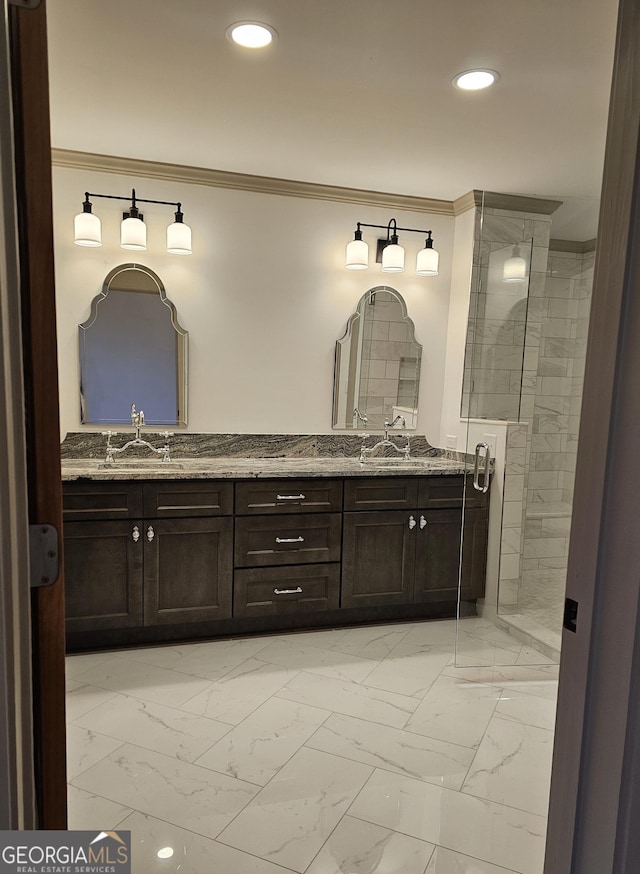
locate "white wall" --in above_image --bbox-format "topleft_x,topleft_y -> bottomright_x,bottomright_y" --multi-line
439,207 -> 475,450
53,166 -> 454,441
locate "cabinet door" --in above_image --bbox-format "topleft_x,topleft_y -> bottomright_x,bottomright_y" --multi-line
143,517 -> 233,625
64,520 -> 143,632
342,511 -> 416,608
414,507 -> 488,603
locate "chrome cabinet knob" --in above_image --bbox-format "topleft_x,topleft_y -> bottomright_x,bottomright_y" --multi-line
146,525 -> 155,542
420,515 -> 427,529
408,515 -> 417,530
132,526 -> 140,542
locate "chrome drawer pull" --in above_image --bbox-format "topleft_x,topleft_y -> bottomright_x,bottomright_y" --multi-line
274,587 -> 303,595
132,526 -> 140,542
420,515 -> 427,529
147,525 -> 155,542
275,536 -> 305,544
276,494 -> 306,501
408,515 -> 417,530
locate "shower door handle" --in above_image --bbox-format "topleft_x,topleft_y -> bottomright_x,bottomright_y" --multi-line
473,443 -> 491,493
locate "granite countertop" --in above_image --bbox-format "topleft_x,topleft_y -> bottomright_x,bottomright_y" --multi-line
60,431 -> 484,481
61,456 -> 473,481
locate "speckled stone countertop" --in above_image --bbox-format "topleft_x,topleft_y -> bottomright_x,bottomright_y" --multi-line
60,432 -> 482,481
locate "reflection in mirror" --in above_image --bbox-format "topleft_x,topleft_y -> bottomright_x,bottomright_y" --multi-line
79,263 -> 188,425
333,286 -> 422,430
461,237 -> 534,420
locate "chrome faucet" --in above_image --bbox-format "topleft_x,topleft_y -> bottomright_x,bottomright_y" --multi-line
359,416 -> 410,463
103,403 -> 173,463
384,415 -> 405,441
131,403 -> 145,439
353,407 -> 368,427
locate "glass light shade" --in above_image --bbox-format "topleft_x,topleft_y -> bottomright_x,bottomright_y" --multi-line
74,210 -> 102,247
166,221 -> 192,255
416,246 -> 439,276
503,254 -> 528,282
382,243 -> 405,273
120,216 -> 147,250
345,238 -> 369,270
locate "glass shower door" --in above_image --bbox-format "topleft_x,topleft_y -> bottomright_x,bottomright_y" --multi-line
455,192 -> 547,668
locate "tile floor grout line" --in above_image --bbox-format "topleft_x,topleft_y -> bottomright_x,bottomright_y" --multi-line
115,807 -> 302,873
458,689 -> 504,788
179,666 -> 304,725
192,698 -> 334,784
299,738 -> 469,791
305,707 -> 482,757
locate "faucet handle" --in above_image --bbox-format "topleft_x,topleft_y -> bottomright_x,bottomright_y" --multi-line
101,430 -> 118,438
359,432 -> 370,439
158,431 -> 174,438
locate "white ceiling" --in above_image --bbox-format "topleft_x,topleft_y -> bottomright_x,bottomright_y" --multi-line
46,0 -> 619,240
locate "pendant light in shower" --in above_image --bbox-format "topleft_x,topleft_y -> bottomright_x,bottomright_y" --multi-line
503,245 -> 528,282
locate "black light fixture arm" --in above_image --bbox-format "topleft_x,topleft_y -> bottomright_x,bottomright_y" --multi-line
355,219 -> 434,238
84,189 -> 183,210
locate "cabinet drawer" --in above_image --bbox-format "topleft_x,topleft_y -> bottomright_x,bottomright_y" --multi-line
235,513 -> 342,567
234,564 -> 340,617
235,479 -> 342,514
344,478 -> 419,511
143,481 -> 233,517
63,482 -> 143,521
417,475 -> 489,508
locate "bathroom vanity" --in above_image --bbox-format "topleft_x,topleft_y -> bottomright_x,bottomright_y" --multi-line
61,443 -> 490,652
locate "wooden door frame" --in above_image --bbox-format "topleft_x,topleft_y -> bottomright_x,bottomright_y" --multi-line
9,0 -> 67,828
0,0 -> 35,831
544,0 -> 640,870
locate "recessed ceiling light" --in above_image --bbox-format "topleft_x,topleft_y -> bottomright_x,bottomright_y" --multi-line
157,847 -> 174,860
227,21 -> 277,49
453,69 -> 499,91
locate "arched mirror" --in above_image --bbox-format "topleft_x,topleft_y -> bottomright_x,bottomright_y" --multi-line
79,263 -> 188,425
333,286 -> 422,430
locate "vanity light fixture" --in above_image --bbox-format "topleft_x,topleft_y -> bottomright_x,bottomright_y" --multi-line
453,69 -> 499,91
345,218 -> 439,276
73,189 -> 192,255
503,244 -> 528,282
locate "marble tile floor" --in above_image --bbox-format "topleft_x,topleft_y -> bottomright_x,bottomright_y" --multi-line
66,617 -> 559,874
498,568 -> 566,659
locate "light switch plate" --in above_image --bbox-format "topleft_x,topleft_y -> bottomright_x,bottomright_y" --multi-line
483,433 -> 497,458
446,434 -> 457,450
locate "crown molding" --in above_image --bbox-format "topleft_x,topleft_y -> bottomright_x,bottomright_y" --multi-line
51,148 -> 455,216
549,237 -> 597,254
481,191 -> 563,215
453,191 -> 478,215
452,189 -> 564,217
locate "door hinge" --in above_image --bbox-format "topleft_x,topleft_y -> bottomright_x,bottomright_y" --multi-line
563,597 -> 578,633
29,524 -> 59,588
9,0 -> 41,8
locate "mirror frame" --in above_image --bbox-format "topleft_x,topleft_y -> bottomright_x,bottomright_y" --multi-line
332,285 -> 422,430
79,262 -> 189,426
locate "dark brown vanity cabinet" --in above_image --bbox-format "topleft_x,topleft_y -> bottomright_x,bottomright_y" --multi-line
63,472 -> 489,647
233,479 -> 343,617
63,481 -> 233,634
341,476 -> 489,608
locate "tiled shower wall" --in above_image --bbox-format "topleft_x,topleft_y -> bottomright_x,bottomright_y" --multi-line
520,247 -> 595,575
462,208 -> 552,420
